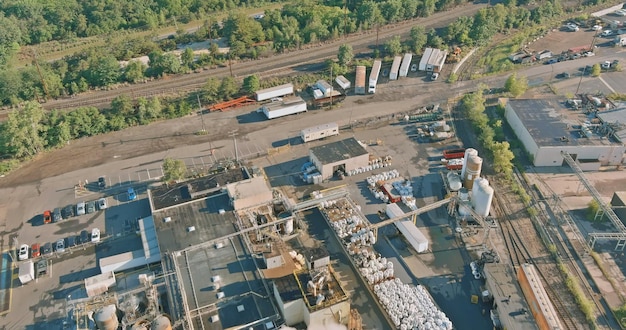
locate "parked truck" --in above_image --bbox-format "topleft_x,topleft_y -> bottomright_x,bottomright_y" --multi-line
368,60 -> 382,94
254,83 -> 294,102
262,97 -> 307,119
19,261 -> 35,284
301,123 -> 339,142
399,53 -> 413,77
355,66 -> 366,95
389,56 -> 402,80
442,148 -> 466,159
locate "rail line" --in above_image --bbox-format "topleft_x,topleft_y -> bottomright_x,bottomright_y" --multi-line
522,171 -> 614,328
492,176 -> 583,329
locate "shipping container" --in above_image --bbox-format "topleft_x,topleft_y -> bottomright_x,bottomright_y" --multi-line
315,80 -> 333,97
262,97 -> 307,119
418,48 -> 433,71
395,219 -> 429,253
385,203 -> 405,219
254,83 -> 294,101
399,53 -> 413,77
355,66 -> 366,95
19,261 -> 35,284
368,60 -> 382,94
335,75 -> 351,90
443,148 -> 466,159
389,56 -> 402,80
301,122 -> 339,142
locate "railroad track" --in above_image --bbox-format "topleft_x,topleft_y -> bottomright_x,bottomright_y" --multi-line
27,2 -> 489,113
492,176 -> 583,329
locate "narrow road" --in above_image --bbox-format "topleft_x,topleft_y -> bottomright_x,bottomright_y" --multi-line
40,3 -> 488,111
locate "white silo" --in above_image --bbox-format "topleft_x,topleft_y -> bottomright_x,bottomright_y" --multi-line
152,314 -> 173,330
94,304 -> 119,330
446,172 -> 462,192
460,148 -> 478,179
463,155 -> 482,189
472,178 -> 494,217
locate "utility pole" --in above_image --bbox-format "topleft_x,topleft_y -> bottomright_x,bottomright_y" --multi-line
196,95 -> 207,134
31,49 -> 50,101
229,130 -> 239,162
228,53 -> 234,77
330,65 -> 333,109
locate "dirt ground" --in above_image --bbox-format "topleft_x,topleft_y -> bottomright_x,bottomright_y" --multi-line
529,28 -> 600,55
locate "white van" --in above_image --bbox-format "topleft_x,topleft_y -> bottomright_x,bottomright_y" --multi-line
76,202 -> 86,216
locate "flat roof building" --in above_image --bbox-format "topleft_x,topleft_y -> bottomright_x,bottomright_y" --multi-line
309,137 -> 369,180
483,264 -> 538,330
226,176 -> 273,210
504,99 -> 625,168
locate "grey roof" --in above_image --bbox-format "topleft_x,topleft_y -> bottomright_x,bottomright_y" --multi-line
507,99 -> 620,147
153,193 -> 238,252
597,106 -> 626,142
310,137 -> 368,164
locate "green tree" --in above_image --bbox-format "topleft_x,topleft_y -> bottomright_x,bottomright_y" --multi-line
162,157 -> 187,182
491,141 -> 514,175
146,97 -> 162,119
409,25 -> 427,53
242,74 -> 260,94
586,200 -> 602,221
181,47 -> 195,69
338,44 -> 354,67
385,36 -> 403,56
591,63 -> 601,77
88,55 -> 121,87
219,76 -> 239,100
203,77 -> 221,103
3,101 -> 46,158
504,72 -> 528,98
124,60 -> 147,83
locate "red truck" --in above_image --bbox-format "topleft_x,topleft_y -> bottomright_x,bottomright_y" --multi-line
442,148 -> 466,160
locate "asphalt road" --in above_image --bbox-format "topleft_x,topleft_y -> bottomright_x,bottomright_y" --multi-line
38,2 -> 489,111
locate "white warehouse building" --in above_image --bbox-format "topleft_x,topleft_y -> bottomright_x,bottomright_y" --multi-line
504,99 -> 625,168
309,137 -> 369,180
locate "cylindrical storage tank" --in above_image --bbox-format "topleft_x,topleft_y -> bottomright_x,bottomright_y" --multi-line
458,188 -> 469,201
284,219 -> 294,235
446,172 -> 462,192
472,178 -> 494,217
460,148 -> 478,179
152,315 -> 173,330
463,155 -> 482,189
94,304 -> 119,330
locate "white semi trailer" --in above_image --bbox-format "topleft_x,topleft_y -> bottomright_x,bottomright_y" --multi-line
368,60 -> 382,94
301,122 -> 339,142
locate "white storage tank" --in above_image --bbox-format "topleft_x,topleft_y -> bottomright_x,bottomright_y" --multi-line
460,148 -> 478,179
463,155 -> 482,189
458,188 -> 469,201
446,172 -> 462,192
284,219 -> 294,235
94,304 -> 119,330
472,178 -> 494,217
152,315 -> 173,330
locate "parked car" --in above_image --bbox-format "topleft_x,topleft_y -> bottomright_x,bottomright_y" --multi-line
127,188 -> 137,201
18,244 -> 29,260
410,64 -> 418,72
31,243 -> 41,258
80,230 -> 89,244
91,228 -> 101,243
42,242 -> 53,256
615,9 -> 626,16
98,176 -> 106,188
583,52 -> 595,57
602,30 -> 614,37
556,72 -> 571,79
86,201 -> 96,214
431,73 -> 439,81
62,204 -> 74,219
43,210 -> 52,224
53,208 -> 62,222
602,60 -> 612,69
545,59 -> 558,64
66,236 -> 77,248
56,239 -> 65,253
97,198 -> 108,210
592,25 -> 603,31
76,202 -> 86,216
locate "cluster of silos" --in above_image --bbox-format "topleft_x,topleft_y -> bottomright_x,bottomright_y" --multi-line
460,148 -> 482,190
95,304 -> 173,330
455,148 -> 494,218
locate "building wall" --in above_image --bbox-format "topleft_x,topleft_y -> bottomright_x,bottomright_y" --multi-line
273,283 -> 306,326
310,151 -> 369,181
533,145 -> 625,167
307,300 -> 351,326
504,103 -> 539,159
611,193 -> 626,227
